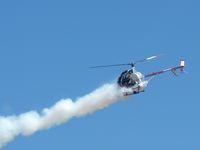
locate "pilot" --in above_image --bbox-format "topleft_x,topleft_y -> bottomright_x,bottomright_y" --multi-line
123,69 -> 134,87
117,70 -> 128,86
126,70 -> 136,87
127,70 -> 133,79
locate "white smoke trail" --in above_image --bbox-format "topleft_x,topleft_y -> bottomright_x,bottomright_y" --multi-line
0,83 -> 130,148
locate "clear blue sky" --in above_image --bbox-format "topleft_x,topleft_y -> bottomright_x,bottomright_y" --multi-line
0,0 -> 199,149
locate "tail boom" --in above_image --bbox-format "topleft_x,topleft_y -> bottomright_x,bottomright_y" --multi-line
145,60 -> 185,78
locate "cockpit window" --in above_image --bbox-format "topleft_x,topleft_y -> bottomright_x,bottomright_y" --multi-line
117,69 -> 137,88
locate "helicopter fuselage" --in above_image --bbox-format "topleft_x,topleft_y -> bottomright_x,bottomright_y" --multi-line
117,68 -> 149,95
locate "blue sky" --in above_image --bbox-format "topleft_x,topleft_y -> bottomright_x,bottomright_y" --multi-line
0,0 -> 199,149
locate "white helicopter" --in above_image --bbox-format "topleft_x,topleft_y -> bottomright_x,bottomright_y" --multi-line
90,55 -> 185,96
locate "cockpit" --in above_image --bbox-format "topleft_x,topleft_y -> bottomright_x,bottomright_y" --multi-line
117,69 -> 144,88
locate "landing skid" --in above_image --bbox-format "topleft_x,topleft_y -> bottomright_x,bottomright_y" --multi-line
124,90 -> 145,96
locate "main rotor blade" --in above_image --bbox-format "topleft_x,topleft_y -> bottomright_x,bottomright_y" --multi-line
89,63 -> 132,68
89,54 -> 164,69
134,54 -> 164,64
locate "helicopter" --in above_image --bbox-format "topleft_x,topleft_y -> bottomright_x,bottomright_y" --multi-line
90,55 -> 185,96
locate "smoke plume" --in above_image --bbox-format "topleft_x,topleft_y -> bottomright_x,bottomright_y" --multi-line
0,83 -> 130,148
